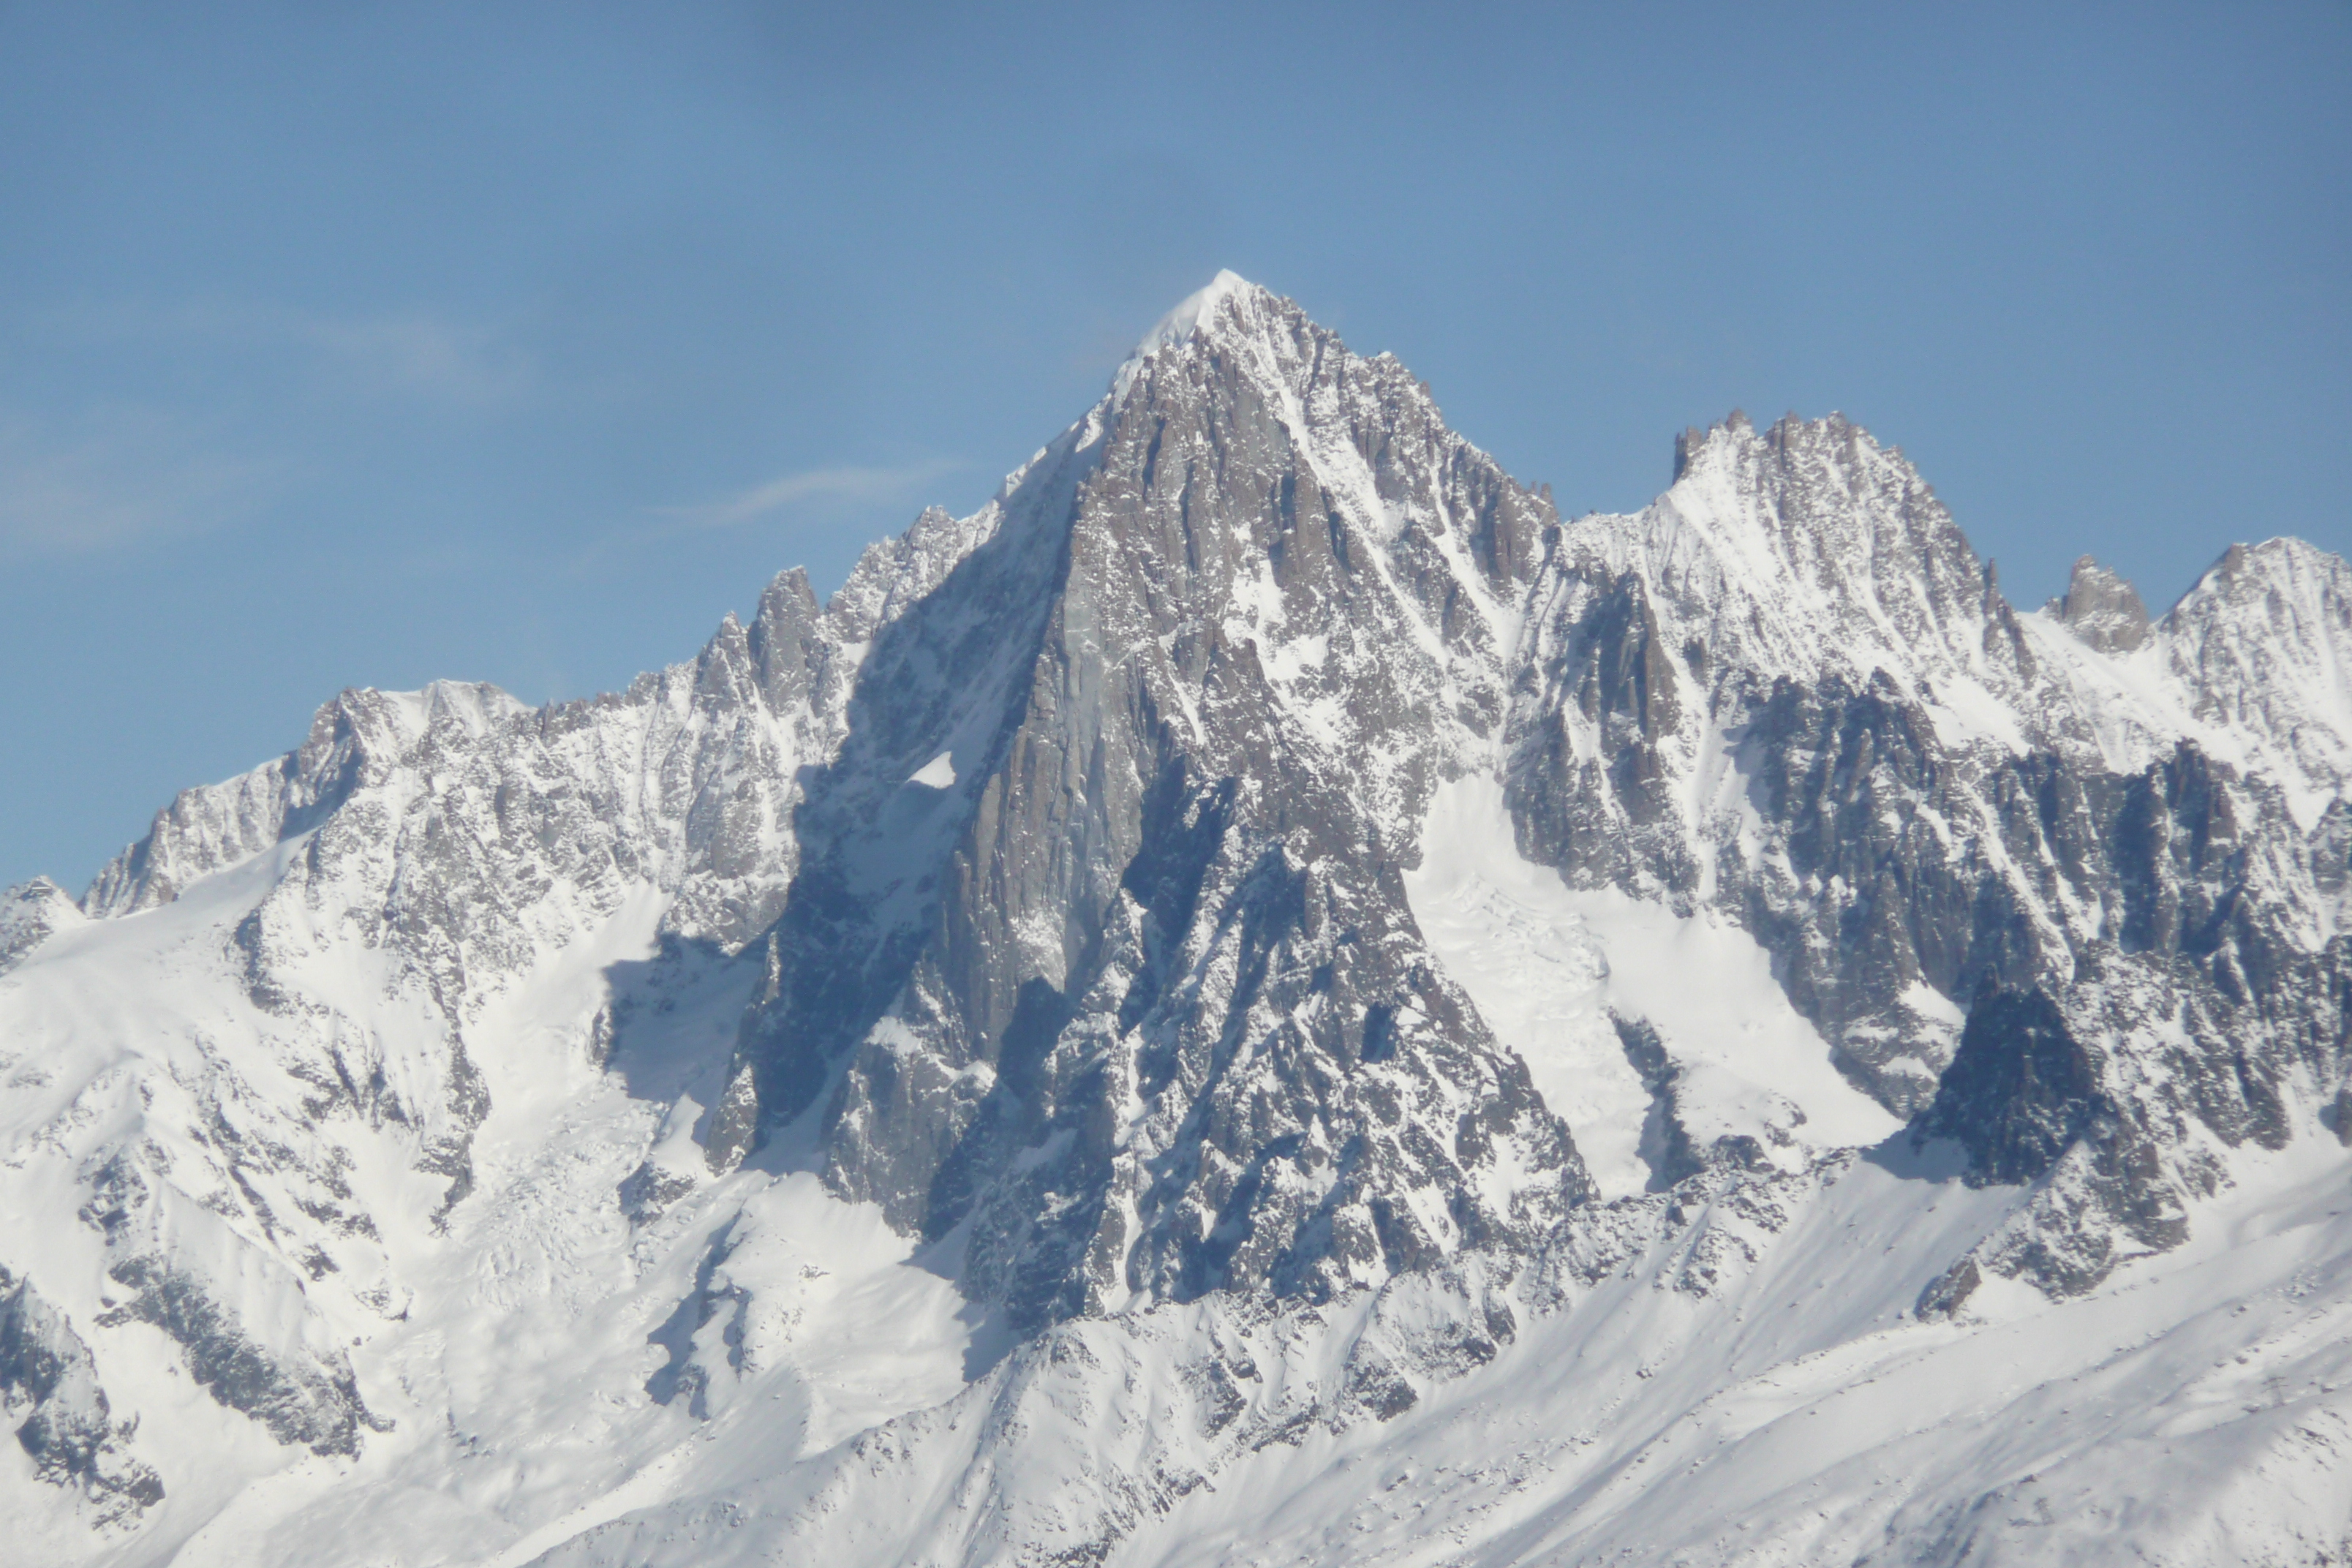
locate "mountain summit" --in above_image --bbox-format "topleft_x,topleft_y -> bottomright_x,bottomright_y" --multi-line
4,278 -> 2351,1567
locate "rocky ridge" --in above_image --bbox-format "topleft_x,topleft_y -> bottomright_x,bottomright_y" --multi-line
0,274 -> 2346,1564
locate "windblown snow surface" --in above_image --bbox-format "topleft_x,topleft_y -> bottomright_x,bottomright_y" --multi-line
4,275 -> 2352,1567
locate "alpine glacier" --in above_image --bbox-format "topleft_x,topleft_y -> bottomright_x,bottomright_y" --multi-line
4,272 -> 2351,1567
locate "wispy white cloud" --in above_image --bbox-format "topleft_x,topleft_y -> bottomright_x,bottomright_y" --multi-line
281,309 -> 538,408
0,408 -> 282,558
652,459 -> 963,531
42,298 -> 540,410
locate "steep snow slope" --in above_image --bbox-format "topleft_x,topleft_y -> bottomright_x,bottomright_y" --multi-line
538,753 -> 2352,1566
0,845 -> 975,1568
0,419 -> 1096,1563
2159,537 -> 2352,825
3,276 -> 2351,1567
1405,776 -> 1899,1199
529,1128 -> 2352,1568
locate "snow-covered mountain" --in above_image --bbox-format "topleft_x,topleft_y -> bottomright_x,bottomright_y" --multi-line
5,273 -> 2351,1567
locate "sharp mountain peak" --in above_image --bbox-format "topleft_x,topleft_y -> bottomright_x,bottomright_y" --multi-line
7,278 -> 2352,1568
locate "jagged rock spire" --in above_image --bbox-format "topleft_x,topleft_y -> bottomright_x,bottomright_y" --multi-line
2047,554 -> 2152,653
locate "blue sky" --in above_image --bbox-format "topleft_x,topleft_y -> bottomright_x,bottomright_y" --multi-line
2,1 -> 2346,892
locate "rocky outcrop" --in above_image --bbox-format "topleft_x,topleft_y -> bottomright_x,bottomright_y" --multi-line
4,274 -> 2352,1565
0,876 -> 81,975
720,277 -> 1585,1332
95,1258 -> 377,1455
0,1265 -> 162,1524
2048,555 -> 2152,654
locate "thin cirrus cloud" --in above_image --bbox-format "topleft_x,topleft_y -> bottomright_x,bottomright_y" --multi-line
279,308 -> 539,409
46,297 -> 541,410
0,409 -> 282,559
652,459 -> 965,532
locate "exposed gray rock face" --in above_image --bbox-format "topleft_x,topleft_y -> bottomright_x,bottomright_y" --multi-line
2047,554 -> 2152,653
6,273 -> 2352,1566
682,291 -> 2352,1335
721,279 -> 1588,1332
1610,1014 -> 1707,1190
94,1257 -> 377,1455
0,1265 -> 162,1523
70,1138 -> 383,1456
1447,405 -> 2351,1305
54,279 -> 2341,1338
0,877 -> 82,975
1502,412 -> 2074,1123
